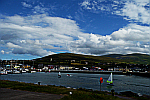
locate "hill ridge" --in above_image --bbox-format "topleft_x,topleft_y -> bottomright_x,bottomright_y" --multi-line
35,53 -> 150,65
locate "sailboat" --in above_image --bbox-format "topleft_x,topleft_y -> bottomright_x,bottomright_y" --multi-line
107,72 -> 114,86
58,72 -> 61,78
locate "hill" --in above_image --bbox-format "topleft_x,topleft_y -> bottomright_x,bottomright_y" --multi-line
33,53 -> 125,67
104,53 -> 150,64
33,53 -> 150,68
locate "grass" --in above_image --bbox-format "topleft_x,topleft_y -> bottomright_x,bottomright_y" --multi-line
0,80 -> 70,94
0,80 -> 125,100
0,80 -> 149,100
61,91 -> 121,100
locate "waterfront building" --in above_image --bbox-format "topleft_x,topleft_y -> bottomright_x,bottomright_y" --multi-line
60,66 -> 73,70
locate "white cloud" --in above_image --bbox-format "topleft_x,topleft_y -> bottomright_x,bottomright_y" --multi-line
67,16 -> 72,19
12,45 -> 54,56
80,0 -> 116,12
68,23 -> 150,55
80,0 -> 150,25
21,1 -> 51,15
5,52 -> 9,54
90,33 -> 100,43
111,24 -> 150,42
132,0 -> 149,6
22,2 -> 32,8
81,1 -> 91,8
109,0 -> 150,25
0,14 -> 86,56
33,5 -> 49,14
119,1 -> 150,24
6,42 -> 22,49
1,50 -> 4,54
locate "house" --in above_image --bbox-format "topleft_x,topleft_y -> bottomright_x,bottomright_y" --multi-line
38,64 -> 43,69
108,68 -> 113,71
60,66 -> 73,70
23,65 -> 30,68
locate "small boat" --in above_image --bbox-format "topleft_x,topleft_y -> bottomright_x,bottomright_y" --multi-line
0,68 -> 7,75
6,70 -> 13,74
0,70 -> 7,75
107,72 -> 114,86
21,69 -> 27,73
49,69 -> 51,73
22,70 -> 27,73
13,70 -> 21,74
58,72 -> 61,78
31,70 -> 36,73
67,74 -> 73,76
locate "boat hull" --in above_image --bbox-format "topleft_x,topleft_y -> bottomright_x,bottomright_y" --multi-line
58,75 -> 61,78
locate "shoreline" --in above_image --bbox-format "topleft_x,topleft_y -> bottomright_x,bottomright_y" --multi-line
51,70 -> 150,77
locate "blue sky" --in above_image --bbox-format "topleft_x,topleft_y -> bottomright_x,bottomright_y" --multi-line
0,0 -> 150,60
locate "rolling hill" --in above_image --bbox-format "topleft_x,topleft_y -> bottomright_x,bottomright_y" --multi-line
33,53 -> 150,67
104,53 -> 150,64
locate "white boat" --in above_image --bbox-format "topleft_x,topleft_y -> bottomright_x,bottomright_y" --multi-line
31,70 -> 36,73
67,74 -> 72,76
0,68 -> 7,75
7,70 -> 13,74
0,70 -> 7,75
58,72 -> 61,78
13,70 -> 21,74
49,69 -> 51,72
107,72 -> 114,86
21,70 -> 27,73
20,68 -> 27,73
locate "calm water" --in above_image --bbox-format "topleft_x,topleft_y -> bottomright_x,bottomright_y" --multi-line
0,72 -> 150,95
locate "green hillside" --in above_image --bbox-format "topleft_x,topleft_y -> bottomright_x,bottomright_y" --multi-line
31,53 -> 150,69
104,53 -> 150,64
33,53 -> 126,68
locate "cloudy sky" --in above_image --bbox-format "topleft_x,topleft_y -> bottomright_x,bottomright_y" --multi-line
0,0 -> 150,60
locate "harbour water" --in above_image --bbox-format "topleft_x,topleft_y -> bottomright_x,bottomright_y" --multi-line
0,72 -> 150,95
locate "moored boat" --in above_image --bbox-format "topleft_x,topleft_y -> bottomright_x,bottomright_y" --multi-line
31,70 -> 36,73
13,70 -> 21,74
0,68 -> 7,75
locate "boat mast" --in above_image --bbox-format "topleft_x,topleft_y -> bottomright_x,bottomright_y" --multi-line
11,59 -> 12,69
111,72 -> 113,82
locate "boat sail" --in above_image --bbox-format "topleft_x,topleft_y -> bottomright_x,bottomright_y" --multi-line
107,72 -> 114,86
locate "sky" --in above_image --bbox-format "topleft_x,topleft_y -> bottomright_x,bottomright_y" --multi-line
0,0 -> 150,60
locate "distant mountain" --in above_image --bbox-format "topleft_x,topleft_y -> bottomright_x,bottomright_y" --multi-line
104,53 -> 150,64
